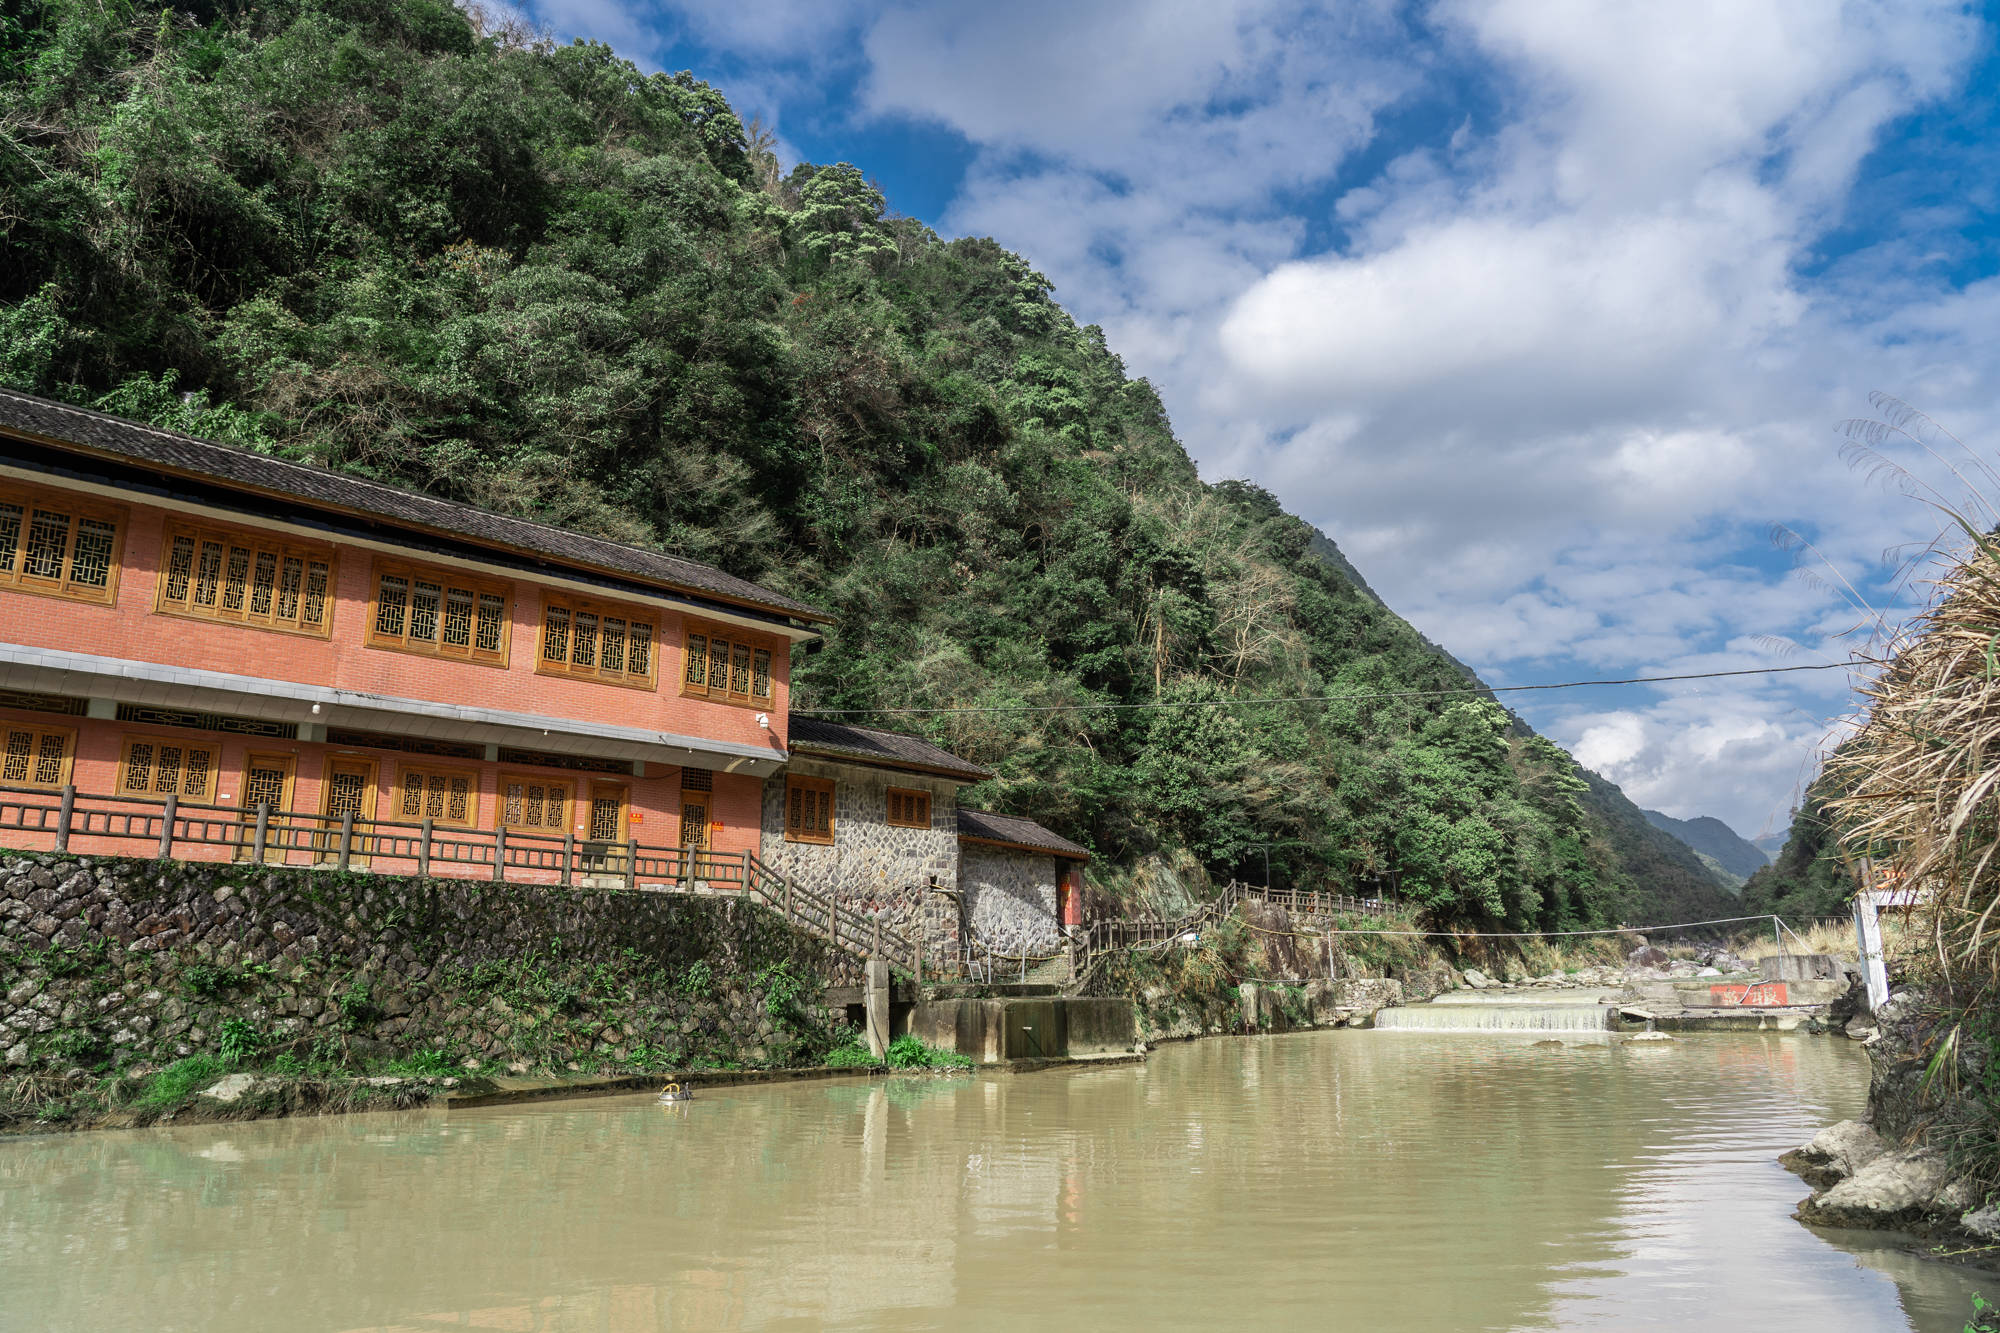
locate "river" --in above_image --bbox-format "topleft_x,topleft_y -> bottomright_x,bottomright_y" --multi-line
0,1030 -> 1988,1331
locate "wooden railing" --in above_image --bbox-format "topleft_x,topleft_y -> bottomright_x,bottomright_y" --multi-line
1237,884 -> 1393,919
0,782 -> 922,975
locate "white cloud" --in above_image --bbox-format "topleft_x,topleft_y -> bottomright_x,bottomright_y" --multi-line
542,0 -> 1995,836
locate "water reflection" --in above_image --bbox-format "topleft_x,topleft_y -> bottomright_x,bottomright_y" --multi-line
0,1033 -> 1985,1332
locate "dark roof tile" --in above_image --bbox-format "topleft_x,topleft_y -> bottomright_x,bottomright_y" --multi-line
957,808 -> 1090,860
787,714 -> 991,781
0,388 -> 826,621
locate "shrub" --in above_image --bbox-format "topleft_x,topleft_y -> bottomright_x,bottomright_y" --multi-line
822,1031 -> 876,1068
884,1034 -> 971,1071
217,1018 -> 262,1065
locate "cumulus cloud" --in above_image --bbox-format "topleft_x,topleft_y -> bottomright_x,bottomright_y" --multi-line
526,0 -> 1995,836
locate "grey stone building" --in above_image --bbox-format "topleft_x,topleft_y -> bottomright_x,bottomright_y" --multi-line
762,716 -> 1092,962
956,808 -> 1090,956
760,716 -> 989,947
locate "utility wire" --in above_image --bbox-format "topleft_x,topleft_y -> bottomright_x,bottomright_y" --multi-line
797,660 -> 1859,717
1307,913 -> 1796,939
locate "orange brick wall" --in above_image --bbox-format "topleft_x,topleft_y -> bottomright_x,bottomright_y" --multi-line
0,712 -> 768,882
0,489 -> 792,754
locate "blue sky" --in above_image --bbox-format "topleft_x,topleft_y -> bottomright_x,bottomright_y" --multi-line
509,0 -> 2000,842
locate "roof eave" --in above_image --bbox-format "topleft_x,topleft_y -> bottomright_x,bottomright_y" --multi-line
1,419 -> 836,629
787,741 -> 991,783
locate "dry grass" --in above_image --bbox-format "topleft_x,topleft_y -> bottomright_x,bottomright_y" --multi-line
1828,516 -> 2000,993
1741,919 -> 1867,962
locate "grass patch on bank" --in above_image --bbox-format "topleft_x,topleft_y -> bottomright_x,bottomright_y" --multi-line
886,1035 -> 972,1071
132,1055 -> 226,1110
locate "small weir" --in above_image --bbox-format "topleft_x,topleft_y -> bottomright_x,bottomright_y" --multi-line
1374,1001 -> 1616,1033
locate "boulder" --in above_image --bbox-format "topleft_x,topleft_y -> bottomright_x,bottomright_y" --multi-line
1961,1203 -> 2000,1242
1628,946 -> 1670,968
1795,1148 -> 1949,1230
1461,969 -> 1492,989
199,1073 -> 259,1103
1779,1119 -> 1887,1190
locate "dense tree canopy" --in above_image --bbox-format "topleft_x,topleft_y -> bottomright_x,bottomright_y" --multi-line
0,0 -> 1736,929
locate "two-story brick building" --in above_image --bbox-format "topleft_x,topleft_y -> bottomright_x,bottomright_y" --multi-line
0,389 -> 821,876
0,389 -> 1087,953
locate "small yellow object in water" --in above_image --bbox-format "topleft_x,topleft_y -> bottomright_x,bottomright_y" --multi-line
659,1081 -> 692,1102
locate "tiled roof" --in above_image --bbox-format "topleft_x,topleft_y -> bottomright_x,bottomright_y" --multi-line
0,388 -> 827,622
957,808 -> 1090,860
786,714 -> 992,781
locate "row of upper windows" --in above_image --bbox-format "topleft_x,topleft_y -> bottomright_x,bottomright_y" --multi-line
0,480 -> 777,705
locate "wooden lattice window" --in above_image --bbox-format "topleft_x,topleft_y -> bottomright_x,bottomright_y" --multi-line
0,482 -> 123,605
156,521 -> 332,636
680,766 -> 713,792
367,559 -> 508,665
680,798 -> 710,849
395,765 -> 476,827
500,774 -> 571,833
1,725 -> 73,789
118,735 -> 216,799
784,776 -> 835,845
681,625 -> 774,707
885,787 -> 931,829
538,595 -> 655,689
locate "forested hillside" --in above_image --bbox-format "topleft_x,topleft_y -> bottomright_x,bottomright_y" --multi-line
0,0 -> 1734,929
1742,772 -> 1852,922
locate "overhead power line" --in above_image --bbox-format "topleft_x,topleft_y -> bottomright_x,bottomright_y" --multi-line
796,660 -> 1859,718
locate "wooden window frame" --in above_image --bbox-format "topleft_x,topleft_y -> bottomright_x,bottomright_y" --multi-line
0,480 -> 126,607
366,558 -> 511,667
885,787 -> 932,830
784,775 -> 836,846
0,721 -> 76,790
116,732 -> 220,801
499,771 -> 575,835
393,763 -> 480,828
154,518 -> 335,638
536,593 -> 657,691
679,621 -> 776,708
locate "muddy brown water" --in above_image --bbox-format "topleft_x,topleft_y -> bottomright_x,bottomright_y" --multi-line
0,1032 -> 1988,1331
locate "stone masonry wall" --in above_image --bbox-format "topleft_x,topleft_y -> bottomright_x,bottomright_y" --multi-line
758,759 -> 959,948
962,844 -> 1059,956
1,852 -> 857,1076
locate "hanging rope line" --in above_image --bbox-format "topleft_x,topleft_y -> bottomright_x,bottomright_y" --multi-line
797,661 -> 1858,717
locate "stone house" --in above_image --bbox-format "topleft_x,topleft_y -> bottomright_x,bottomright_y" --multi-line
956,808 -> 1089,957
761,715 -> 1090,959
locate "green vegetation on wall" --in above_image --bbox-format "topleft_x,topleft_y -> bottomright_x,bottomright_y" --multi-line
0,0 -> 1733,930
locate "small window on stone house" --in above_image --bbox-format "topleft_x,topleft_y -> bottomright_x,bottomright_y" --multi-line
885,787 -> 930,829
785,775 -> 834,845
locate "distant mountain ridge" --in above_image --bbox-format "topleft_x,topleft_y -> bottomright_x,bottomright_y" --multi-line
1642,809 -> 1773,891
1304,530 -> 1741,925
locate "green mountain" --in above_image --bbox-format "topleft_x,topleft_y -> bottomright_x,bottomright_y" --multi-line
0,0 -> 1736,930
1641,810 -> 1772,890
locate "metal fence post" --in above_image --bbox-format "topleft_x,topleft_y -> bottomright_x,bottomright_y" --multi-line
54,784 -> 74,853
493,826 -> 508,883
627,837 -> 639,890
253,803 -> 269,864
419,818 -> 433,878
560,832 -> 573,888
337,811 -> 355,872
158,793 -> 177,859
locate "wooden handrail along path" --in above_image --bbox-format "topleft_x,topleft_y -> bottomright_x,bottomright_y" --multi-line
0,781 -> 920,979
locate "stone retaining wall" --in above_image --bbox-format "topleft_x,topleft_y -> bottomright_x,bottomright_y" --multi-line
1,852 -> 855,1076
